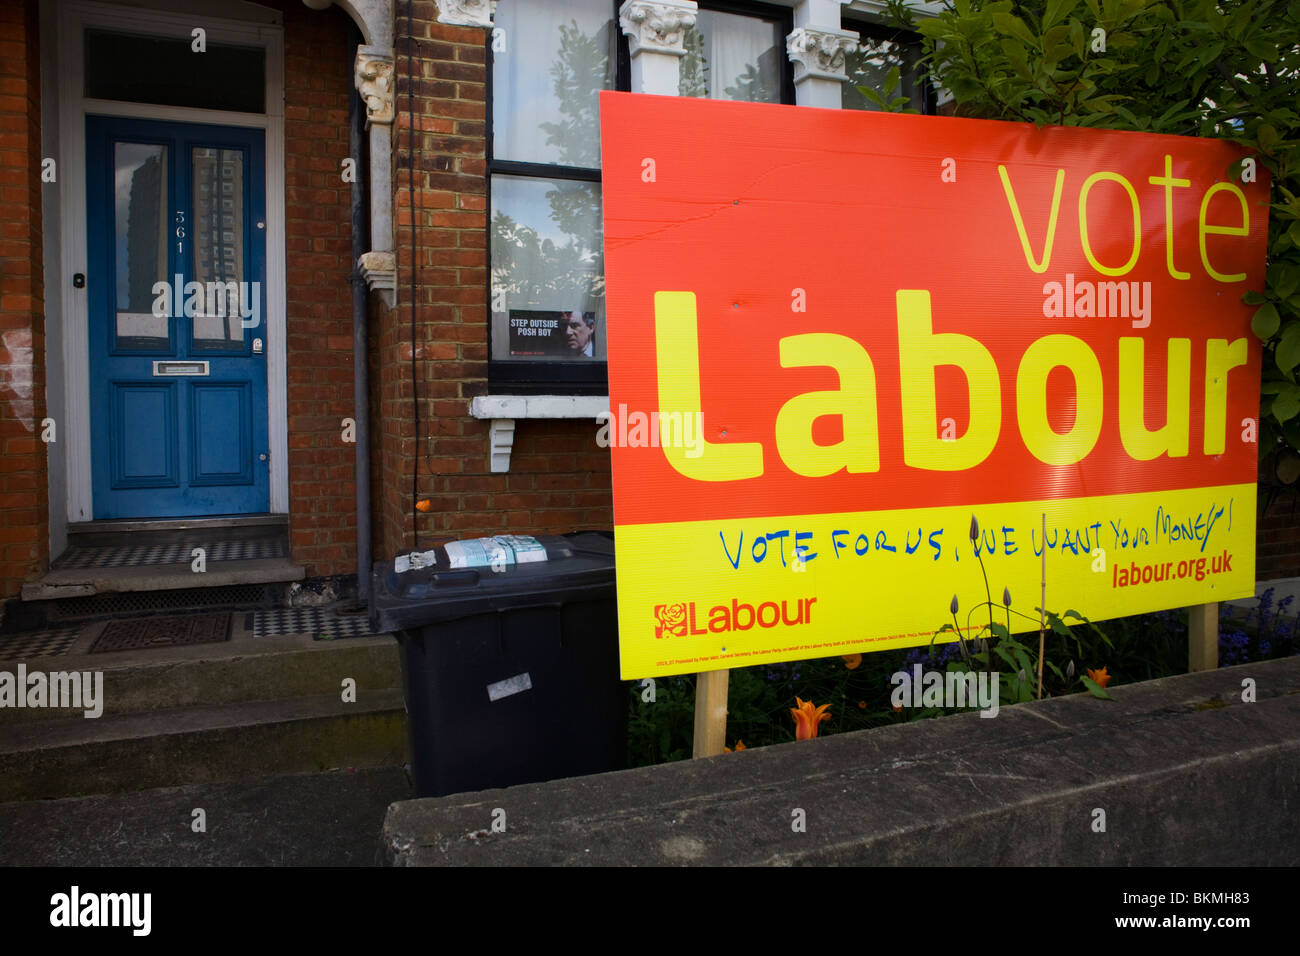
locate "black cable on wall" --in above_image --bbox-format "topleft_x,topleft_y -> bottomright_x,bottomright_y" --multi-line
405,0 -> 421,547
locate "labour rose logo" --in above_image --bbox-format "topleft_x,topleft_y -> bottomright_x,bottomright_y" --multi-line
654,603 -> 688,639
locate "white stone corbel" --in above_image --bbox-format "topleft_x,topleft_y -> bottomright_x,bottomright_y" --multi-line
620,0 -> 697,56
353,44 -> 396,301
470,396 -> 610,472
619,0 -> 698,95
436,0 -> 498,27
358,251 -> 396,307
488,419 -> 515,474
354,48 -> 395,125
787,26 -> 860,108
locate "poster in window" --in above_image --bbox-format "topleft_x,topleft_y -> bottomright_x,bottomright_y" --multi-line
507,309 -> 599,359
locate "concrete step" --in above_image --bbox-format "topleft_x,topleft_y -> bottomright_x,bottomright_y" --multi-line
67,514 -> 288,536
0,633 -> 402,725
21,559 -> 305,600
0,690 -> 409,802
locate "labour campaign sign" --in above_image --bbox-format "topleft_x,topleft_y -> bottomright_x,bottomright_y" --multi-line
599,92 -> 1269,680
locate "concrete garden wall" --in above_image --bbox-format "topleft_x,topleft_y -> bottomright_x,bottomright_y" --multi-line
383,656 -> 1300,866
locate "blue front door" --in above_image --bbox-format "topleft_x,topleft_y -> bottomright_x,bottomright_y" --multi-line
86,116 -> 269,519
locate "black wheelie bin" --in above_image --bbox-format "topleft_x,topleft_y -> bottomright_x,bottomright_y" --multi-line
370,531 -> 625,798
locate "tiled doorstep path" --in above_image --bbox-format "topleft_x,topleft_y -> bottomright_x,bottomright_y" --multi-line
0,606 -> 382,660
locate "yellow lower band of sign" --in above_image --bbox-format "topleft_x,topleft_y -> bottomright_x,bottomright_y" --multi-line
615,483 -> 1255,678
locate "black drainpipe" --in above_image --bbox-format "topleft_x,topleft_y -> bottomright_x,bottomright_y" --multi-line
349,23 -> 372,606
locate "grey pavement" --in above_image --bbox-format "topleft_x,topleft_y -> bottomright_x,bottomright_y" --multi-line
0,765 -> 410,866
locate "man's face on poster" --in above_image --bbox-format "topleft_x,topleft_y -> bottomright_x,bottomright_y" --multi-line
565,312 -> 593,354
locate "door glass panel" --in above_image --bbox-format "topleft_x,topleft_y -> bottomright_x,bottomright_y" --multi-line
113,142 -> 170,350
191,147 -> 247,351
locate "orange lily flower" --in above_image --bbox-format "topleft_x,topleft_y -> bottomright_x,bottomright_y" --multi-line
842,653 -> 862,670
1087,666 -> 1112,689
857,700 -> 868,710
723,740 -> 747,753
790,696 -> 831,740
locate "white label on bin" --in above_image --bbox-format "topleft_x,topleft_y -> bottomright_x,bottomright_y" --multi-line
395,549 -> 438,573
487,672 -> 533,702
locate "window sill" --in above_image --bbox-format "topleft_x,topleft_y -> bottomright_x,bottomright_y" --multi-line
469,394 -> 609,472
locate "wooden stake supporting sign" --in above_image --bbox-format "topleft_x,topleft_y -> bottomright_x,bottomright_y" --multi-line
692,669 -> 729,758
1188,602 -> 1220,672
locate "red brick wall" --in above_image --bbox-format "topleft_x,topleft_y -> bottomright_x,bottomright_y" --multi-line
280,1 -> 358,576
375,1 -> 613,561
0,0 -> 47,598
1257,494 -> 1300,581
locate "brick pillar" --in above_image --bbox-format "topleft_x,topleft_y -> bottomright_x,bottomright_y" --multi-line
0,0 -> 47,598
282,2 -> 357,577
375,1 -> 615,561
380,2 -> 493,558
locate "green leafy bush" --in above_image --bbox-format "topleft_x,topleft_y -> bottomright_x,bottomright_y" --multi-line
881,0 -> 1299,489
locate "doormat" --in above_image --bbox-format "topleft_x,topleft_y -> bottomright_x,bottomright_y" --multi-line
89,613 -> 231,653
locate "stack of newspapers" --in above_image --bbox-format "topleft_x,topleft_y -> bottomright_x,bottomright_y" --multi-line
394,534 -> 548,573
